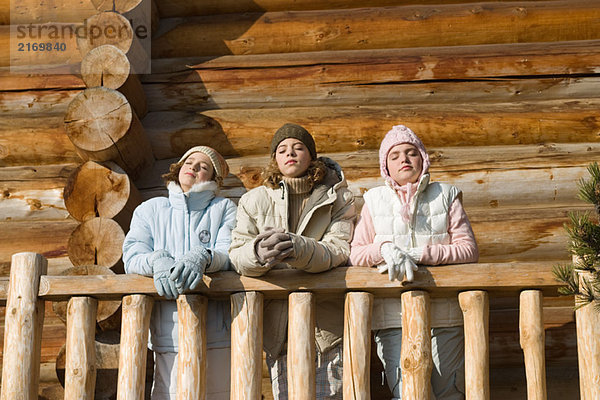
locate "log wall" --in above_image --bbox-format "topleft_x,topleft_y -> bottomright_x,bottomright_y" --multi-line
0,0 -> 596,398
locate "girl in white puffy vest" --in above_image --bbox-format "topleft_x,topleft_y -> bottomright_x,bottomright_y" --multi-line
350,125 -> 478,400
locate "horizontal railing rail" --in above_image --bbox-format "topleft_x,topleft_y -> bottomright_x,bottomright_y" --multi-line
0,261 -> 563,302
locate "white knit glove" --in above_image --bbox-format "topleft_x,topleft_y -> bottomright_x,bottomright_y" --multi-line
379,243 -> 405,281
401,253 -> 418,282
379,243 -> 421,282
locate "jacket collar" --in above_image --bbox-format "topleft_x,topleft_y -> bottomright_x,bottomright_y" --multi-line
167,181 -> 217,211
264,157 -> 348,234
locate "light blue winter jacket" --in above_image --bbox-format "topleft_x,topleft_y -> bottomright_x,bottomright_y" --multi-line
123,180 -> 237,352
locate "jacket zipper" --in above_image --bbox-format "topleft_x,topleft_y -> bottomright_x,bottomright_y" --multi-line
279,182 -> 290,231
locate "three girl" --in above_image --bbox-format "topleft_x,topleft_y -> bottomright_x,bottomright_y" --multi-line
124,123 -> 478,400
123,146 -> 237,399
349,125 -> 479,399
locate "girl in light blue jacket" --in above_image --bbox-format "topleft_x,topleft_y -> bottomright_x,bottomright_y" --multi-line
123,146 -> 237,400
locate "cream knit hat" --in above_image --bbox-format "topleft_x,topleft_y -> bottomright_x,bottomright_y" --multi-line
178,146 -> 229,180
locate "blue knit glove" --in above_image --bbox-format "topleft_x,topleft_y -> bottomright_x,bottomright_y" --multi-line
169,246 -> 212,293
148,250 -> 178,299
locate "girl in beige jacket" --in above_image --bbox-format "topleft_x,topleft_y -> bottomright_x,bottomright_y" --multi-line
229,123 -> 355,399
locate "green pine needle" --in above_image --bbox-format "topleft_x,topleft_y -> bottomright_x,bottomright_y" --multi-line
553,264 -> 579,296
578,162 -> 600,209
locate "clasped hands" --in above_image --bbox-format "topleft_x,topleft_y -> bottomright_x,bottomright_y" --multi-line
378,242 -> 418,282
149,246 -> 212,300
255,227 -> 295,267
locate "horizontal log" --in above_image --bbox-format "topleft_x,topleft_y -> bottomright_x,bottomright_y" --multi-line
0,165 -> 76,222
0,90 -> 78,115
0,164 -> 77,182
0,186 -> 69,221
151,1 -> 600,58
0,25 -> 81,69
142,99 -> 600,158
150,39 -> 600,80
143,76 -> 600,112
152,0 -> 550,18
0,71 -> 83,91
30,263 -> 563,301
0,119 -> 79,167
0,91 -> 79,166
0,220 -> 78,270
0,0 -> 97,24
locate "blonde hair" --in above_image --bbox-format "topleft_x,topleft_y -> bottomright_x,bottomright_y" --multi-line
262,156 -> 328,189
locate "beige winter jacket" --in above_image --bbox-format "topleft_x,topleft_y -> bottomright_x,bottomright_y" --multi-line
229,157 -> 356,359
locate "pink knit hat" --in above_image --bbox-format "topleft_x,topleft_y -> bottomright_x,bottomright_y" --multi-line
379,125 -> 430,183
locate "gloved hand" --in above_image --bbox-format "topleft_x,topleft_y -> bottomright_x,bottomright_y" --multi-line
379,242 -> 406,281
402,254 -> 419,282
148,250 -> 178,299
255,227 -> 294,266
378,243 -> 420,282
169,246 -> 212,293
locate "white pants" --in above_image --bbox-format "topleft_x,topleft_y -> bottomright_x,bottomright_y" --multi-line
151,347 -> 231,400
374,326 -> 465,400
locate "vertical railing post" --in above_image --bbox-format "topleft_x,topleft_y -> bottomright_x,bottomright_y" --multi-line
575,271 -> 600,400
288,292 -> 315,400
117,294 -> 153,400
401,290 -> 432,400
0,252 -> 47,400
343,292 -> 373,400
177,295 -> 208,400
459,290 -> 490,400
230,291 -> 263,400
519,290 -> 547,400
65,296 -> 98,399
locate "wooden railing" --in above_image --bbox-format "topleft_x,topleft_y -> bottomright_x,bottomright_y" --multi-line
0,252 -> 598,399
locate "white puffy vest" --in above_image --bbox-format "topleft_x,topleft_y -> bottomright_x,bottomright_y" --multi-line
364,180 -> 464,329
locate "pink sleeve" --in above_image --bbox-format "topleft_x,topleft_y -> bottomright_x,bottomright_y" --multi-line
421,196 -> 479,265
349,205 -> 386,266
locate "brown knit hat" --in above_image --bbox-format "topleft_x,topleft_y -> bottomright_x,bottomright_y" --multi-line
270,123 -> 317,160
